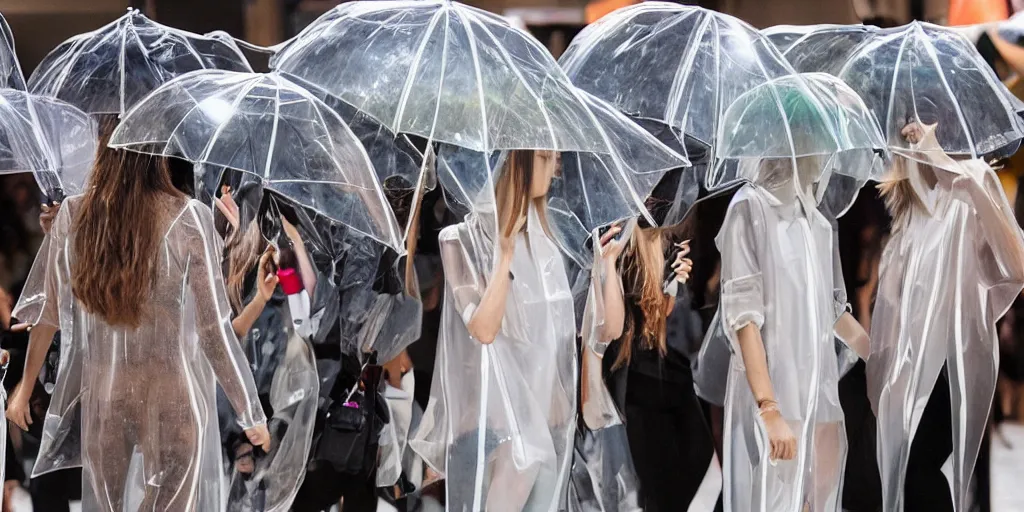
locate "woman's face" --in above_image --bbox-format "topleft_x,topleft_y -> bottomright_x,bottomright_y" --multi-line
531,150 -> 559,199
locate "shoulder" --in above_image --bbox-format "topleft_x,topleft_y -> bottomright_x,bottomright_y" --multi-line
724,184 -> 764,222
439,223 -> 468,245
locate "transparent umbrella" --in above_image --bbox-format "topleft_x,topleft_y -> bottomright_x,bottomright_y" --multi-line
270,0 -> 687,257
0,90 -> 97,199
559,2 -> 795,150
29,8 -> 252,116
763,24 -> 880,75
109,69 -> 402,250
710,72 -> 887,215
0,13 -> 25,90
836,22 -> 1024,163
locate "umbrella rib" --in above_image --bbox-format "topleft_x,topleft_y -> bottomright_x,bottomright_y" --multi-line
457,8 -> 489,151
197,78 -> 262,164
264,83 -> 282,179
882,33 -> 913,147
119,22 -> 130,116
565,86 -> 652,226
919,34 -> 976,157
471,16 -> 557,148
392,7 -> 446,131
665,13 -> 709,135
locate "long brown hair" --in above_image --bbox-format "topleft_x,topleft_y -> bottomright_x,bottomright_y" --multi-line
71,115 -> 183,328
224,218 -> 266,313
612,226 -> 668,370
495,149 -> 550,238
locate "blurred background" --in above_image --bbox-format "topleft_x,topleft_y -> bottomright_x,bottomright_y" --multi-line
3,0 -> 1024,510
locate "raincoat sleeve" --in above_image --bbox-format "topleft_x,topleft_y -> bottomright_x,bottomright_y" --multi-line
439,230 -> 484,328
12,209 -> 68,328
964,163 -> 1024,322
716,193 -> 765,347
184,201 -> 266,429
579,250 -> 622,430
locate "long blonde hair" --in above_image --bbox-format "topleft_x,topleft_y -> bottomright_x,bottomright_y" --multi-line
495,149 -> 550,238
876,157 -> 926,229
612,226 -> 668,370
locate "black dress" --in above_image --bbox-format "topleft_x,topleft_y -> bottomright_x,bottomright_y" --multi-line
603,293 -> 717,512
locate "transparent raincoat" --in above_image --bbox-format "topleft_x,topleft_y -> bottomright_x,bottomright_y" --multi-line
28,9 -> 252,116
13,196 -> 266,511
695,74 -> 885,512
865,127 -> 1024,512
0,89 -> 96,199
559,2 -> 794,150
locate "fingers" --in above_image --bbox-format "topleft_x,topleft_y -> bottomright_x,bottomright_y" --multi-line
599,224 -> 623,246
10,323 -> 29,333
674,239 -> 691,255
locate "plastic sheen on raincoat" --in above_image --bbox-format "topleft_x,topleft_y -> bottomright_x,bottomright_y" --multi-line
14,196 -> 266,511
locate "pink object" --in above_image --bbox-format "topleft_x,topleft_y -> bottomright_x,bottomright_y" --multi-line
342,401 -> 359,409
277,267 -> 303,295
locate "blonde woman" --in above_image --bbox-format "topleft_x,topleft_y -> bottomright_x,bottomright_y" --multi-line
867,123 -> 1024,512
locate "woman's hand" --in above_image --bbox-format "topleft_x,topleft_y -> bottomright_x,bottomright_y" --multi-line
244,424 -> 271,452
672,240 -> 693,284
498,214 -> 527,258
214,185 -> 240,230
901,121 -> 926,144
761,405 -> 797,461
6,381 -> 33,431
599,224 -> 626,267
39,202 -> 61,234
234,443 -> 255,474
256,246 -> 279,303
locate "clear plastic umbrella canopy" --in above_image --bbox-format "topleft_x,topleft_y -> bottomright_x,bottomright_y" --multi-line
270,0 -> 688,257
109,70 -> 402,250
272,0 -> 655,155
559,2 -> 795,150
763,24 -> 879,75
0,90 -> 97,199
0,13 -> 25,90
711,72 -> 887,214
837,21 -> 1024,162
29,9 -> 252,116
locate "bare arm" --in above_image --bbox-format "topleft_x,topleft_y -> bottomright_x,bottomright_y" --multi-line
231,295 -> 268,340
229,246 -> 279,340
736,323 -> 776,405
465,250 -> 515,344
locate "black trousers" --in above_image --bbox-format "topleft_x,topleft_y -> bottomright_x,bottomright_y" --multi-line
839,361 -> 883,511
623,372 -> 718,512
904,370 -> 954,512
291,462 -> 378,512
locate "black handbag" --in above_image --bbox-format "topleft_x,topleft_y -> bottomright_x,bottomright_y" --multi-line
312,355 -> 390,475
